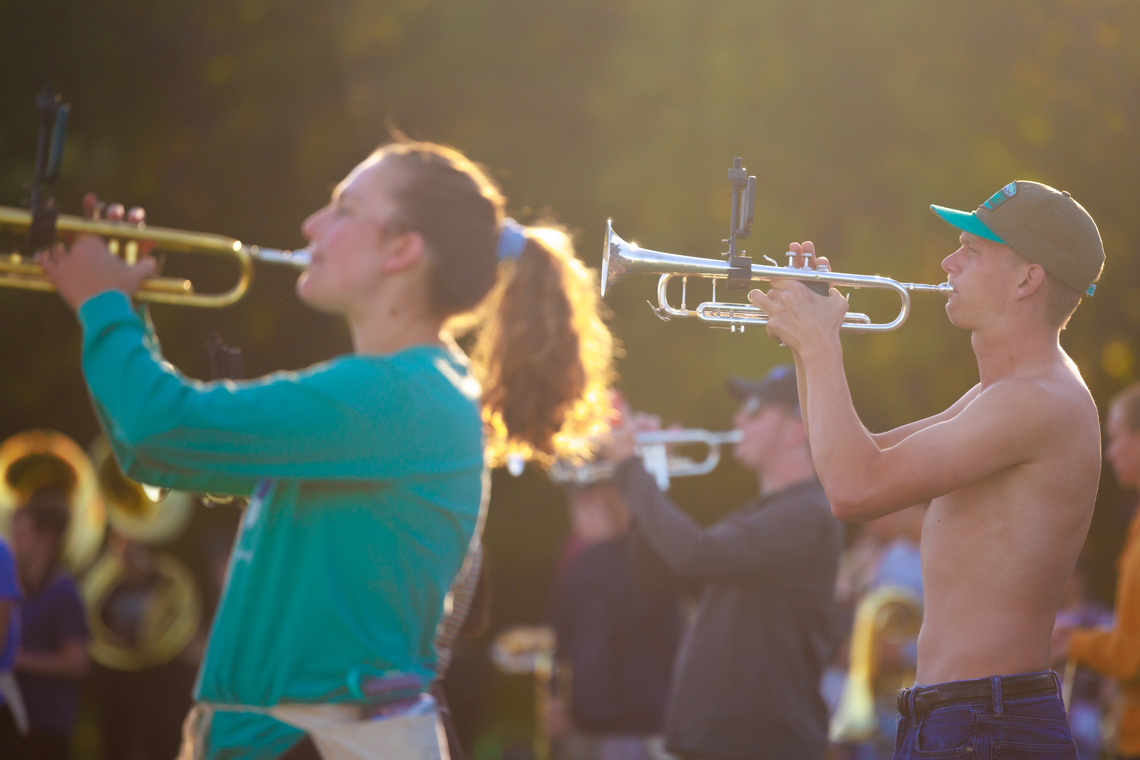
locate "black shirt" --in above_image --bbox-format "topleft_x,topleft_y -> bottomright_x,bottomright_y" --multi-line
616,459 -> 842,760
551,534 -> 683,734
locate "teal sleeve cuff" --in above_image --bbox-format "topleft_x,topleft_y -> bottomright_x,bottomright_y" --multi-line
77,290 -> 138,335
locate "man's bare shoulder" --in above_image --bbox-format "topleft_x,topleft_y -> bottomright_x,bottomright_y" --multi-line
972,358 -> 1099,445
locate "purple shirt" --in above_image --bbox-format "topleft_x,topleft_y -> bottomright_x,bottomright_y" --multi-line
0,538 -> 20,680
16,570 -> 89,734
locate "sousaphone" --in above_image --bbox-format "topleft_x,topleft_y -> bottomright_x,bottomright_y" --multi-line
0,430 -> 106,571
83,436 -> 202,671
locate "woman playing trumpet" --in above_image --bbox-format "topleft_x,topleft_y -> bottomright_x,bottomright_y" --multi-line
36,140 -> 613,760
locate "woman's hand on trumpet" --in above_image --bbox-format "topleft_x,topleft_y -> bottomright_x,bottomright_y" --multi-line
747,241 -> 849,354
36,194 -> 157,311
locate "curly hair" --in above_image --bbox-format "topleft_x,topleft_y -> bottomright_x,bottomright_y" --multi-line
372,141 -> 614,465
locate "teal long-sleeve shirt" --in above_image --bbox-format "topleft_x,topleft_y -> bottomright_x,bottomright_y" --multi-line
78,291 -> 486,759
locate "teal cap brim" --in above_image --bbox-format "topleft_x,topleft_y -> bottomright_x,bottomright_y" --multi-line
930,205 -> 1006,244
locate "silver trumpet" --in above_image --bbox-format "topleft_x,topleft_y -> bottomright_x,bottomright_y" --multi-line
601,220 -> 953,334
550,428 -> 743,491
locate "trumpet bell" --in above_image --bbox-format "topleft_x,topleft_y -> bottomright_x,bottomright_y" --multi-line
0,430 -> 106,571
600,219 -> 703,298
600,219 -> 624,298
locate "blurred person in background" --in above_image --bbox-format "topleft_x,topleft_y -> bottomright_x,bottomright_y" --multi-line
10,489 -> 90,760
826,504 -> 926,760
1053,555 -> 1114,760
866,504 -> 925,603
548,480 -> 683,760
91,534 -> 197,760
0,529 -> 25,749
603,364 -> 843,760
1054,382 -> 1140,760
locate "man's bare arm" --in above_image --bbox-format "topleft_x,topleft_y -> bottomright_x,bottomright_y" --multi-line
800,340 -> 1053,521
795,353 -> 977,450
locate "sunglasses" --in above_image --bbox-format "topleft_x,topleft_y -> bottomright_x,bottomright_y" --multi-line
739,396 -> 764,418
738,396 -> 801,420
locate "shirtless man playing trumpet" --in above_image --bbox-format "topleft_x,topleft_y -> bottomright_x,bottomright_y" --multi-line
750,181 -> 1105,758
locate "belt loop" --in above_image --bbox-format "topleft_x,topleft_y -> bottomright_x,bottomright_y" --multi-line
908,685 -> 918,723
990,675 -> 1003,718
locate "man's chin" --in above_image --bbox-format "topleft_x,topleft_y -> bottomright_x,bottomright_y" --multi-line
944,301 -> 969,330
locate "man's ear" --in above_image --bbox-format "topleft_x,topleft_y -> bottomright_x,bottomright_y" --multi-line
380,230 -> 427,274
1013,262 -> 1047,301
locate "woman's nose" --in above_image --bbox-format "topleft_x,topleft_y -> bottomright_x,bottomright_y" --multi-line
301,206 -> 330,242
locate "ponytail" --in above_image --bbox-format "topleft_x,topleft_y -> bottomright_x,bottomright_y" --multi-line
374,140 -> 615,466
471,225 -> 614,467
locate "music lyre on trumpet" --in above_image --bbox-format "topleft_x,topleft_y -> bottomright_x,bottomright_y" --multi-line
601,158 -> 953,333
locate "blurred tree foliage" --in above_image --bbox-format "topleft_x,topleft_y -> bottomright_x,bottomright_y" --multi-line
2,0 -> 1139,754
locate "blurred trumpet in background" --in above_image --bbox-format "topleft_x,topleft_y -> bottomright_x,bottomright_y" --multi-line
549,428 -> 742,491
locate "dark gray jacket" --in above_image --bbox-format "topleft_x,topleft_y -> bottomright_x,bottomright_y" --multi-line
615,459 -> 842,760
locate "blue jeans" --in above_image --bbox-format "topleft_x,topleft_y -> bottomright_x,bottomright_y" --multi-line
894,673 -> 1077,759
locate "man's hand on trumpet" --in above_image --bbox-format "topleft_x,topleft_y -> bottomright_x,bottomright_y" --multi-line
747,241 -> 849,353
601,402 -> 662,464
36,193 -> 157,311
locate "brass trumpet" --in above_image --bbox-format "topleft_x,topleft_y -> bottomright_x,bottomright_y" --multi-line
549,428 -> 742,491
602,220 -> 952,334
0,206 -> 310,308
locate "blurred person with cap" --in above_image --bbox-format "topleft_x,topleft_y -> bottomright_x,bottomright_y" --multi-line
603,364 -> 843,760
751,181 -> 1104,758
1053,382 -> 1140,760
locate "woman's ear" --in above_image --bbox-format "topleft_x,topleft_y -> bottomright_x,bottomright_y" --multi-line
380,230 -> 427,274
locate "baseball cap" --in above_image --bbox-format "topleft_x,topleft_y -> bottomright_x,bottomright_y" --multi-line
930,181 -> 1104,296
726,364 -> 799,410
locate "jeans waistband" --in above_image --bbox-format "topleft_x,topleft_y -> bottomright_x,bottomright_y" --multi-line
897,671 -> 1060,719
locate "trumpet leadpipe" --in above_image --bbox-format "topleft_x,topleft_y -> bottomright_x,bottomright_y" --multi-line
249,246 -> 311,269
